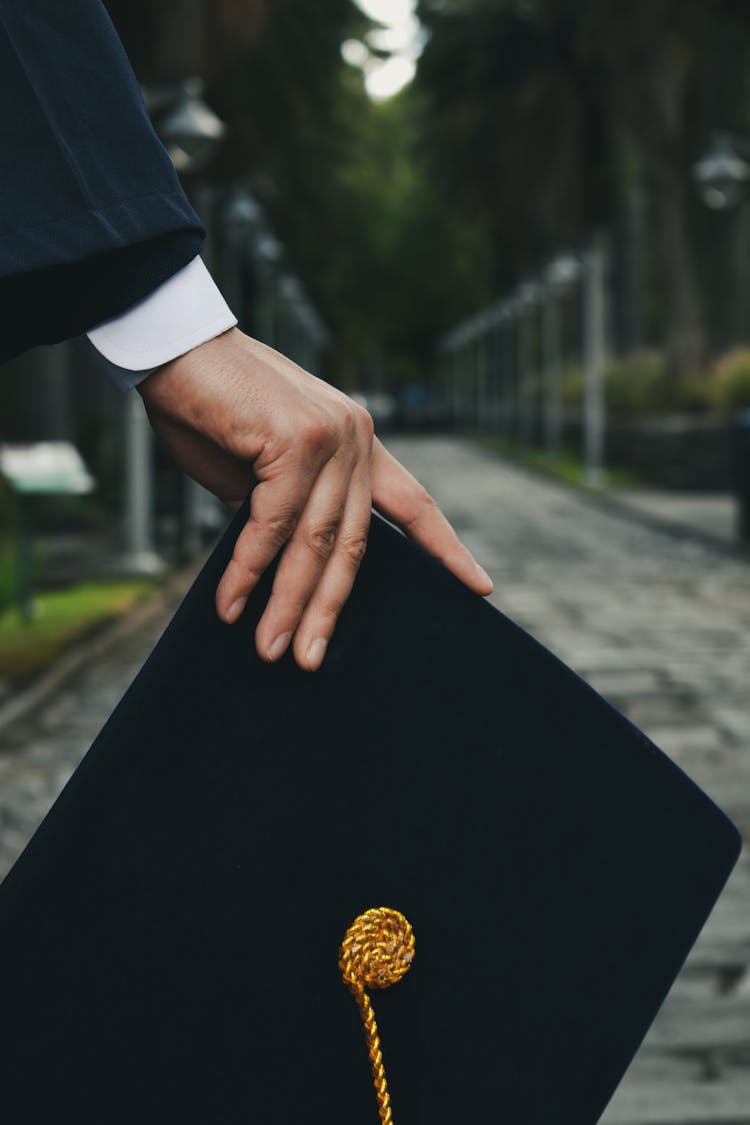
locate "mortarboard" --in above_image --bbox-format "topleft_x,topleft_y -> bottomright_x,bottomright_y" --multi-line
0,501 -> 741,1124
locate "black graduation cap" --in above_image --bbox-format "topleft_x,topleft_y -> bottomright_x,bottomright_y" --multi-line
0,502 -> 741,1124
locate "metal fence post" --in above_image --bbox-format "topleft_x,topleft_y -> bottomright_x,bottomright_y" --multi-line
542,285 -> 562,465
122,392 -> 164,575
582,237 -> 607,487
516,284 -> 540,448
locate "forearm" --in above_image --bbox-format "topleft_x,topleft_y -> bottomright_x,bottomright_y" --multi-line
0,0 -> 204,362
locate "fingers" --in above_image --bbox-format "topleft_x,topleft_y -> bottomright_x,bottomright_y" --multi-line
370,439 -> 494,596
216,397 -> 374,672
289,452 -> 372,671
221,431 -> 491,673
215,455 -> 320,624
252,450 -> 354,664
255,415 -> 373,670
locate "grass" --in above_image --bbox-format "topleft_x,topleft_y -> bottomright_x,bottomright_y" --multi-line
475,434 -> 639,488
0,579 -> 158,685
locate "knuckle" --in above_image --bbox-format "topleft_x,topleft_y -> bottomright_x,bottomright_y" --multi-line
250,510 -> 297,551
339,531 -> 368,567
315,600 -> 344,631
339,405 -> 358,443
404,487 -> 437,531
355,405 -> 375,441
300,417 -> 337,453
267,518 -> 298,550
306,522 -> 339,559
226,554 -> 262,587
414,486 -> 438,517
418,486 -> 438,510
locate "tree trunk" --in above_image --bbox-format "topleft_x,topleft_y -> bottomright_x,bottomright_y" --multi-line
608,24 -> 708,378
648,149 -> 707,376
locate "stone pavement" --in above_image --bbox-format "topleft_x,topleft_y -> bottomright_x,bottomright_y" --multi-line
0,434 -> 749,1123
0,611 -> 171,880
602,488 -> 739,553
386,436 -> 750,1125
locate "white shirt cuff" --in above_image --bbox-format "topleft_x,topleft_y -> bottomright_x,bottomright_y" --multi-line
86,255 -> 237,389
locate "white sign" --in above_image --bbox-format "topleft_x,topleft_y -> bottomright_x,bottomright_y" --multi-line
0,442 -> 94,495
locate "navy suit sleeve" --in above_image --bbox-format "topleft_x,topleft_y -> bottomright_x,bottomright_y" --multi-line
0,0 -> 205,364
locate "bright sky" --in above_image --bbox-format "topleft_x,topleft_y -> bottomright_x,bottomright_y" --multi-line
346,0 -> 424,101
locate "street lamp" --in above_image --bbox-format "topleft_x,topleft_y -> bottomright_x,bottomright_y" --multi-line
221,188 -> 263,319
254,231 -> 283,266
468,307 -> 496,431
692,130 -> 750,211
693,129 -> 750,353
251,231 -> 284,346
514,280 -> 543,447
493,301 -> 515,437
125,78 -> 227,569
581,237 -> 608,488
224,188 -> 264,232
277,273 -> 304,361
542,253 -> 582,464
147,78 -> 227,175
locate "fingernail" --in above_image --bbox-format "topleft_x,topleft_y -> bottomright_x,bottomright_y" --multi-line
268,632 -> 292,662
225,597 -> 247,623
306,638 -> 328,670
475,563 -> 493,590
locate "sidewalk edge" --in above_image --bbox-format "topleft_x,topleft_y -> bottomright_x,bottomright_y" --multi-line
0,569 -> 194,735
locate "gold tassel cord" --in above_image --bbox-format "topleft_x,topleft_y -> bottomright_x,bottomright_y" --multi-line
339,907 -> 415,1125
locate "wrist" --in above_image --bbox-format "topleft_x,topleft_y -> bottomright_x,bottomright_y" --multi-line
137,325 -> 241,409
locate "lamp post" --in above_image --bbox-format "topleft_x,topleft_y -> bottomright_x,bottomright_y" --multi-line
515,281 -> 542,447
442,326 -> 465,430
277,273 -> 305,361
222,187 -> 264,322
251,231 -> 284,347
693,130 -> 750,353
581,237 -> 607,488
693,131 -> 750,541
542,254 -> 581,466
470,310 -> 491,431
121,393 -> 165,575
692,130 -> 750,211
485,301 -> 504,431
125,77 -> 228,568
143,78 -> 227,175
456,324 -> 472,429
294,293 -> 328,377
496,303 -> 515,438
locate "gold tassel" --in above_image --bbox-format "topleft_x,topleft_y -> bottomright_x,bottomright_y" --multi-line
339,907 -> 415,1125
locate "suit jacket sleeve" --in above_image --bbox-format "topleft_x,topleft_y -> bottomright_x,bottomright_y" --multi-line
0,0 -> 205,365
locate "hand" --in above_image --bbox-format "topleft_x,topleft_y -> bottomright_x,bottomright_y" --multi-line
138,327 -> 493,671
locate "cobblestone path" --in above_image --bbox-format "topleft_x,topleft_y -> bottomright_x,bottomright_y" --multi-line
386,436 -> 750,1125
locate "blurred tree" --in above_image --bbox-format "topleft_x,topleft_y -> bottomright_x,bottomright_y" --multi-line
416,0 -> 750,377
203,0 -> 492,383
106,0 -> 490,384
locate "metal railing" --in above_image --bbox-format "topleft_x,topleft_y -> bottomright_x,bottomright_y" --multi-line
438,236 -> 609,486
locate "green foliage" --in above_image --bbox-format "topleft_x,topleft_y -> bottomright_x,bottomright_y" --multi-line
0,579 -> 156,685
116,0 -> 750,380
476,433 -> 638,487
0,481 -> 16,617
208,4 -> 492,381
559,345 -> 750,419
415,0 -> 615,290
562,364 -> 583,409
603,352 -> 712,418
415,0 -> 750,376
322,89 -> 493,380
0,545 -> 15,619
710,347 -> 750,413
